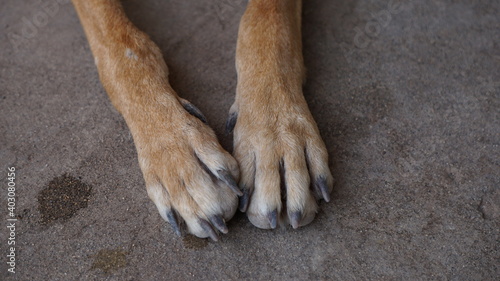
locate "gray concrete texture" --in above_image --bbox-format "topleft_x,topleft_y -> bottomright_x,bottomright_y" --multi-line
1,0 -> 499,280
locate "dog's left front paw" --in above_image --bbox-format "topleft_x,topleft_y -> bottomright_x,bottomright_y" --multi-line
227,90 -> 333,229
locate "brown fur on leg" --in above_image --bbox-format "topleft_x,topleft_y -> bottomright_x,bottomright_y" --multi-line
231,0 -> 333,229
71,0 -> 241,240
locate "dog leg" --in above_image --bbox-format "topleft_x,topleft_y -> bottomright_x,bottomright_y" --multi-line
229,0 -> 333,229
71,0 -> 241,240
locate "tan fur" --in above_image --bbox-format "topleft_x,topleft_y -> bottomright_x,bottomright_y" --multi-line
71,0 -> 333,239
233,0 -> 332,229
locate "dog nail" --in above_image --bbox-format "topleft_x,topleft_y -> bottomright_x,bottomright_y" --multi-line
238,188 -> 250,212
268,209 -> 278,229
182,101 -> 208,124
166,210 -> 181,236
209,215 -> 228,234
290,211 -> 302,229
217,169 -> 243,196
199,219 -> 219,241
225,112 -> 238,135
315,176 -> 331,202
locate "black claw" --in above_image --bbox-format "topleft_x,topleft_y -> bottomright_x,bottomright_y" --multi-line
166,210 -> 182,236
217,169 -> 243,196
268,209 -> 278,229
209,215 -> 228,234
194,153 -> 214,179
225,112 -> 238,135
290,211 -> 302,229
182,101 -> 208,124
238,188 -> 250,212
199,219 -> 219,242
315,176 -> 331,203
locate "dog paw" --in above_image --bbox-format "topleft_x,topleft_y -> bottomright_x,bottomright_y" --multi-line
132,97 -> 241,241
227,92 -> 333,229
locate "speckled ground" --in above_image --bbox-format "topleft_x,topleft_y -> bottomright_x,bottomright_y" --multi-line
1,0 -> 498,280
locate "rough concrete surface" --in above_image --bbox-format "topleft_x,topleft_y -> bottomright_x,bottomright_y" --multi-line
1,0 -> 498,280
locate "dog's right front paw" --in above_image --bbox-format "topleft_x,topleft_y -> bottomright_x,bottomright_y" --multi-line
130,97 -> 241,241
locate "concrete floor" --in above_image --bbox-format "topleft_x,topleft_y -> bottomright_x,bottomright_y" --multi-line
1,0 -> 498,280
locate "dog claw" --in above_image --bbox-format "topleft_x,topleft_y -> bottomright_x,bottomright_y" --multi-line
290,211 -> 302,229
268,209 -> 278,229
217,169 -> 243,196
209,215 -> 228,234
199,219 -> 219,241
315,176 -> 331,202
238,188 -> 250,212
225,112 -> 238,135
181,100 -> 208,124
166,210 -> 182,236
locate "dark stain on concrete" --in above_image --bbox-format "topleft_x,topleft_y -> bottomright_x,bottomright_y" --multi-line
91,248 -> 128,273
182,235 -> 208,250
38,174 -> 92,225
